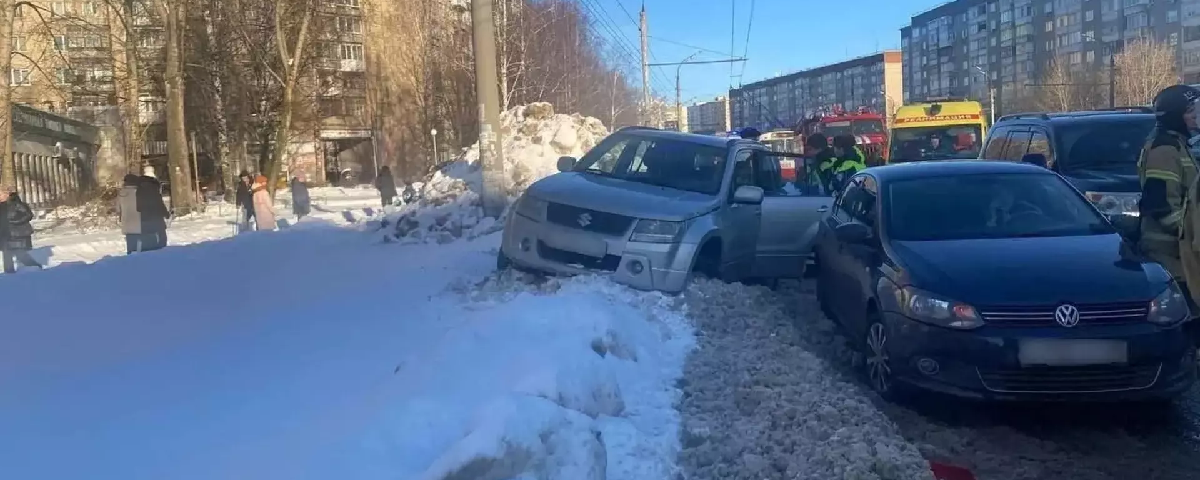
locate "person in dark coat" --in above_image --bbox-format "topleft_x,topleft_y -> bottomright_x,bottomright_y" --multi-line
0,190 -> 41,272
290,174 -> 312,221
116,174 -> 142,254
136,174 -> 171,251
235,171 -> 255,232
374,166 -> 398,207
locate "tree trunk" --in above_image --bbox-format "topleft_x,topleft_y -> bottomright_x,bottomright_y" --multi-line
163,0 -> 195,212
264,0 -> 312,198
265,84 -> 294,196
121,0 -> 143,172
0,1 -> 14,192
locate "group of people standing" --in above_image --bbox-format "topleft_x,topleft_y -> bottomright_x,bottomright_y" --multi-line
233,171 -> 312,233
116,172 -> 171,254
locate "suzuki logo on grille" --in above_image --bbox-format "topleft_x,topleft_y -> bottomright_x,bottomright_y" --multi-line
1055,304 -> 1080,327
577,213 -> 593,227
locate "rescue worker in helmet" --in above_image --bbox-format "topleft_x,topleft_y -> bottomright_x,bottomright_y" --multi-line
1139,84 -> 1200,300
826,134 -> 867,192
806,133 -> 836,195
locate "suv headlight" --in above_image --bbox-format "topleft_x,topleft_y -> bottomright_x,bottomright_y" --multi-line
514,195 -> 547,221
1085,191 -> 1140,216
1148,283 -> 1190,326
900,286 -> 984,329
630,219 -> 685,243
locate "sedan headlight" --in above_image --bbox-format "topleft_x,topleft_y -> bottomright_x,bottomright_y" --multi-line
514,195 -> 547,221
630,219 -> 685,243
1148,283 -> 1190,326
900,286 -> 984,330
1085,191 -> 1140,216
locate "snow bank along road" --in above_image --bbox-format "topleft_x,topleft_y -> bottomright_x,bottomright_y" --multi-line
0,220 -> 695,480
677,279 -> 1200,480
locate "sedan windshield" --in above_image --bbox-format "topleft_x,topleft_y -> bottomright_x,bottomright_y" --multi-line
885,173 -> 1112,241
888,125 -> 983,162
575,136 -> 728,195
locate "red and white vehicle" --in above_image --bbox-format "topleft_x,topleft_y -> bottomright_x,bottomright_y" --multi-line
794,105 -> 889,164
758,129 -> 801,181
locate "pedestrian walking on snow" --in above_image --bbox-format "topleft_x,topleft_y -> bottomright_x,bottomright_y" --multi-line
375,165 -> 398,207
290,174 -> 311,221
136,173 -> 171,251
235,171 -> 255,233
0,190 -> 42,273
251,175 -> 277,231
116,174 -> 142,253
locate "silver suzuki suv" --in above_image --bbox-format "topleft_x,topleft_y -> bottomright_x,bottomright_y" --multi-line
498,127 -> 833,293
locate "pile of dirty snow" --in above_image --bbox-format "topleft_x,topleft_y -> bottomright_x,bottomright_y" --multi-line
368,271 -> 695,480
379,103 -> 609,244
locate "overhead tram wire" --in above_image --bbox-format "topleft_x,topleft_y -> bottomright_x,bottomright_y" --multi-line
579,0 -> 672,95
729,0 -> 736,88
737,0 -> 755,82
648,36 -> 731,57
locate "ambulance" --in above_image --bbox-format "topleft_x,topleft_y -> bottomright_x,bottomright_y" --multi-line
888,98 -> 988,163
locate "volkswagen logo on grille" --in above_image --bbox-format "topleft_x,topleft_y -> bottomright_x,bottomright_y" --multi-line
1054,304 -> 1080,327
577,213 -> 593,227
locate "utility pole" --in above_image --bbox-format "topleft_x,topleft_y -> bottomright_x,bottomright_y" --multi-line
1108,53 -> 1116,108
988,86 -> 996,125
471,0 -> 506,218
640,5 -> 650,126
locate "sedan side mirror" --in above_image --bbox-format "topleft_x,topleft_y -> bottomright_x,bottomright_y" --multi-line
732,185 -> 764,204
556,156 -> 577,172
834,221 -> 873,244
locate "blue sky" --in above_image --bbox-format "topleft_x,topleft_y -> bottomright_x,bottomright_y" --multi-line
591,0 -> 939,103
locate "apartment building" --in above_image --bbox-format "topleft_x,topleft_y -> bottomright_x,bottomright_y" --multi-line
7,0 -> 372,184
900,0 -> 1185,109
685,97 -> 730,134
728,51 -> 903,132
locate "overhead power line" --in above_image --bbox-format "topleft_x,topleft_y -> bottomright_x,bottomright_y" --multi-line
647,36 -> 732,57
738,0 -> 756,82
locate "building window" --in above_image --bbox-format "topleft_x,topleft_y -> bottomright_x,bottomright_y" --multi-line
336,16 -> 361,34
53,35 -> 66,51
55,67 -> 72,85
84,1 -> 98,15
1086,50 -> 1095,63
1169,9 -> 1179,23
339,43 -> 363,60
10,68 -> 30,86
1085,10 -> 1094,21
11,35 -> 24,53
1045,20 -> 1053,32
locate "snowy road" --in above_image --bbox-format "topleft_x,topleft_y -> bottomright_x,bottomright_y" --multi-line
677,279 -> 1200,480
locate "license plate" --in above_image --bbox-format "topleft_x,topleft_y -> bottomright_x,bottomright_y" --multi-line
1018,339 -> 1128,366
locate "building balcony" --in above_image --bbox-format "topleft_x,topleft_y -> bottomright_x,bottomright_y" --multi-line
143,140 -> 166,156
318,58 -> 365,72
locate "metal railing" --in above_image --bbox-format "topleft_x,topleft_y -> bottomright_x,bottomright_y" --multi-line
2,153 -> 96,208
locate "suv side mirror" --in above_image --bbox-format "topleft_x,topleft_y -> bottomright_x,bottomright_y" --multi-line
556,156 -> 577,172
834,221 -> 872,244
732,185 -> 764,204
1021,153 -> 1047,168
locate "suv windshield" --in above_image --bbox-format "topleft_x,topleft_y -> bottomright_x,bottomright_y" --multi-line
575,134 -> 728,195
888,125 -> 983,162
822,119 -> 886,137
1056,118 -> 1154,174
885,173 -> 1111,241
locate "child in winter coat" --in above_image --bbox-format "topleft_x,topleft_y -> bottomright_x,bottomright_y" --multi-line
251,175 -> 277,231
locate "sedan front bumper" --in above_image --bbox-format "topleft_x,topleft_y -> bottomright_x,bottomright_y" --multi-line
881,311 -> 1197,401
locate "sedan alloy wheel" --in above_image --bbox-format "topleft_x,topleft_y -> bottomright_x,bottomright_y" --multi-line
865,321 -> 893,394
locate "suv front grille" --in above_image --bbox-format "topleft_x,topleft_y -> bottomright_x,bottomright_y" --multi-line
977,364 -> 1160,393
536,241 -> 620,271
978,302 -> 1148,327
545,202 -> 635,236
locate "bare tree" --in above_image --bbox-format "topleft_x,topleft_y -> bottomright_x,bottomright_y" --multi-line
1114,37 -> 1179,106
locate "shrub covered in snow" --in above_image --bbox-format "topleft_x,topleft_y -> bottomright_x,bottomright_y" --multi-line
380,103 -> 609,244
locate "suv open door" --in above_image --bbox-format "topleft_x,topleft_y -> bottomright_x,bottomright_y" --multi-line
748,150 -> 834,279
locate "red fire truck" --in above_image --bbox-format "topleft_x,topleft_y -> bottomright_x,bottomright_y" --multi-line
794,105 -> 889,165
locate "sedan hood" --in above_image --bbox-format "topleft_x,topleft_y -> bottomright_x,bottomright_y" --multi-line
892,234 -> 1167,306
526,172 -> 718,221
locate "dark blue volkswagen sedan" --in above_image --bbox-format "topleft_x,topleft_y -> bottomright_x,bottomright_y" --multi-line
813,160 -> 1196,401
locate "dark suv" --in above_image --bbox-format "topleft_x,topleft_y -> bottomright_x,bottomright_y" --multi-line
978,108 -> 1155,216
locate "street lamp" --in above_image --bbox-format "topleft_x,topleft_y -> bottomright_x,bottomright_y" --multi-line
431,128 -> 439,163
974,65 -> 996,126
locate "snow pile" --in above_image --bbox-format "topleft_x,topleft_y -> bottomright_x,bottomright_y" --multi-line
374,272 -> 694,480
676,279 -> 934,480
380,103 -> 609,244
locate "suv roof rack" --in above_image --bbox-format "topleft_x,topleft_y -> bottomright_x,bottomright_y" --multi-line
616,125 -> 659,132
1089,106 -> 1153,113
997,112 -> 1050,122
